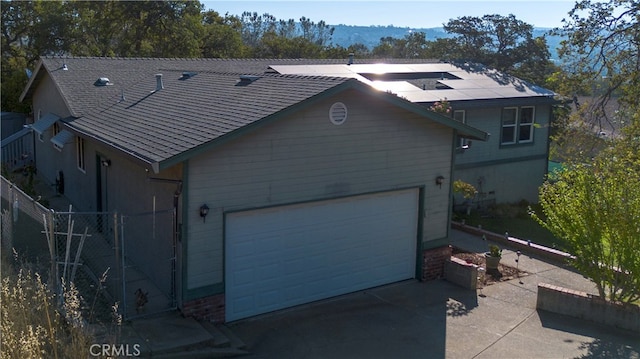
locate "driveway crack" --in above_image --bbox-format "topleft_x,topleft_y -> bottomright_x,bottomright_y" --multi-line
470,309 -> 536,359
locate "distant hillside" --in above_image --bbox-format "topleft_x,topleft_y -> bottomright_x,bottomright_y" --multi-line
329,25 -> 564,61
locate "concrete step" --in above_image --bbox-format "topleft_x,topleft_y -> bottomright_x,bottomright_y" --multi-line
150,346 -> 250,358
95,310 -> 251,357
151,320 -> 250,358
216,324 -> 247,350
199,320 -> 231,348
131,314 -> 217,356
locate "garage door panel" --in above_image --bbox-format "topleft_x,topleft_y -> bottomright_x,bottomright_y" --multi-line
232,268 -> 255,287
225,189 -> 419,321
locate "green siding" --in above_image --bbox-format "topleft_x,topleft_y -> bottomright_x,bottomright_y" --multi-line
453,104 -> 551,204
185,89 -> 455,292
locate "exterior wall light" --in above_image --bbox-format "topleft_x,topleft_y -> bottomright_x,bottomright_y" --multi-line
199,204 -> 209,222
435,175 -> 445,188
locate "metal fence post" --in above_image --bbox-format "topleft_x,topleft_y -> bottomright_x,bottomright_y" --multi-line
115,212 -> 126,318
48,210 -> 57,288
4,184 -> 14,251
1,206 -> 13,253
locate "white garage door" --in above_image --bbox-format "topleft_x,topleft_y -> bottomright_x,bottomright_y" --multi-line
225,188 -> 419,321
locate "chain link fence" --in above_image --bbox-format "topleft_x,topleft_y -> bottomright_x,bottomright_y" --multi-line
1,175 -> 177,322
121,209 -> 176,319
52,211 -> 118,322
1,175 -> 52,271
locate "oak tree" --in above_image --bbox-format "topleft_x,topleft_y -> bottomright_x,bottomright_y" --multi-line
442,14 -> 552,84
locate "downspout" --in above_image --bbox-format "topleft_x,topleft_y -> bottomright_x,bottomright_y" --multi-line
447,129 -> 458,240
545,105 -> 555,177
172,181 -> 183,307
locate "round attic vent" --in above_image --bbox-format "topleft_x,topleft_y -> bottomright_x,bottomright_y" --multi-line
329,102 -> 348,125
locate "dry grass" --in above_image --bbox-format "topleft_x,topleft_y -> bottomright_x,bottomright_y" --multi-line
0,250 -> 119,359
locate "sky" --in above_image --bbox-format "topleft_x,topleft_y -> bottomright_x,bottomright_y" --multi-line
202,1 -> 577,29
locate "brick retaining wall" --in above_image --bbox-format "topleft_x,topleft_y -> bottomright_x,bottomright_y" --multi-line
536,283 -> 640,334
181,294 -> 225,323
422,245 -> 452,280
444,256 -> 478,290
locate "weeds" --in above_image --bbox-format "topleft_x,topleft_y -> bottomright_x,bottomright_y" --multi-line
0,251 -> 120,359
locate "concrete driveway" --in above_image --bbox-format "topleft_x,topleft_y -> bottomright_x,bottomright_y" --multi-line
229,280 -> 467,358
227,233 -> 640,359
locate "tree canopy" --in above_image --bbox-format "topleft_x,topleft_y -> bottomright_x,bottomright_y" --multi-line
534,142 -> 640,304
1,0 -> 350,111
369,14 -> 554,85
442,14 -> 553,84
552,0 -> 639,132
1,0 -> 560,113
534,0 -> 640,304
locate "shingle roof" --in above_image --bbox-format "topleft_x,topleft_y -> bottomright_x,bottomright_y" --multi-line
22,57 -> 489,171
24,57 -> 443,118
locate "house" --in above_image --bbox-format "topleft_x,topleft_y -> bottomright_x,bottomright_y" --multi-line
18,56 -> 555,322
270,61 -> 558,205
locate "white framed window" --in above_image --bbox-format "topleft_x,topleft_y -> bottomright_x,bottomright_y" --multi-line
76,137 -> 86,172
518,107 -> 535,143
453,110 -> 467,148
500,106 -> 536,145
501,107 -> 518,145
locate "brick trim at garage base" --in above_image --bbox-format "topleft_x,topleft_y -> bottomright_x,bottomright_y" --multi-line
422,245 -> 452,280
182,246 -> 452,323
181,294 -> 225,323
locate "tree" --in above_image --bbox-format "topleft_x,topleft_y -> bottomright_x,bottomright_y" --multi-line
1,0 -> 207,111
1,0 -> 73,112
258,33 -> 325,58
372,32 -> 431,59
533,146 -> 640,304
553,0 -> 639,133
298,16 -> 333,46
422,38 -> 459,61
113,1 -> 203,57
440,14 -> 552,84
322,43 -> 370,60
68,0 -> 126,57
536,1 -> 640,303
239,12 -> 335,58
239,11 -> 276,49
201,10 -> 246,58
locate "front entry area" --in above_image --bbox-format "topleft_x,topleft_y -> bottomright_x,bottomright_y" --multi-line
224,188 -> 420,321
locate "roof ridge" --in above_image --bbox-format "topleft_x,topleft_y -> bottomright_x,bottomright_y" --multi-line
152,68 -> 353,82
40,56 -> 383,63
41,56 -> 254,61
